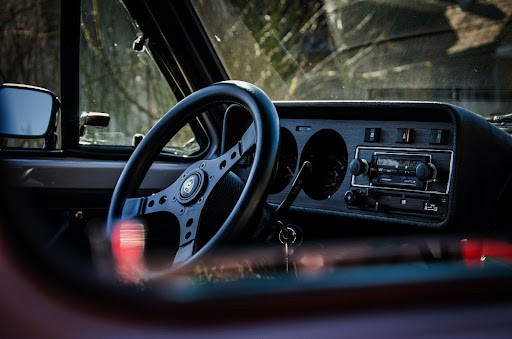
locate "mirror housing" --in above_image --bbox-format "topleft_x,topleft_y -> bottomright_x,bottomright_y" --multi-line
0,83 -> 59,142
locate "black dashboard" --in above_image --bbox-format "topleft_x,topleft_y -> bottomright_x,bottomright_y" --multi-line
259,101 -> 511,231
3,101 -> 511,237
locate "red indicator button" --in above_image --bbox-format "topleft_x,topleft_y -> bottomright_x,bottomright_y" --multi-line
396,128 -> 413,143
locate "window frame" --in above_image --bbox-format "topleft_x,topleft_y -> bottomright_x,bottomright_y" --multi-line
62,0 -> 213,160
1,0 -> 224,160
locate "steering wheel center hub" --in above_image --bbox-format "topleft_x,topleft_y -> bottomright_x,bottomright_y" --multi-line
178,170 -> 206,205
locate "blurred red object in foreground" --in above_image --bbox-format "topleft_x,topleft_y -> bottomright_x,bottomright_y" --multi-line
461,239 -> 512,268
111,220 -> 146,284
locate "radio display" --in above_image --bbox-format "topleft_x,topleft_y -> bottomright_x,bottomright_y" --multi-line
376,158 -> 422,168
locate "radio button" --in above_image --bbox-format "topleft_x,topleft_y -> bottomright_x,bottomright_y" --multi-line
403,178 -> 418,185
398,169 -> 415,175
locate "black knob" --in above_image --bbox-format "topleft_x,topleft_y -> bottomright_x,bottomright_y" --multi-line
349,159 -> 368,176
345,190 -> 364,206
415,163 -> 436,181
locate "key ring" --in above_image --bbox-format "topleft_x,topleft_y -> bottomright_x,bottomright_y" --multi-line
278,226 -> 297,245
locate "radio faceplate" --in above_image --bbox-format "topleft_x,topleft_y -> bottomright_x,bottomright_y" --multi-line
351,147 -> 453,194
346,147 -> 453,221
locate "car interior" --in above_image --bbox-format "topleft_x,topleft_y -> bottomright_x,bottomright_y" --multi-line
1,0 -> 512,337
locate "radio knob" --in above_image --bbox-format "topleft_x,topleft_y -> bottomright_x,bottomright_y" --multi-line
349,159 -> 369,176
345,189 -> 365,206
415,163 -> 436,181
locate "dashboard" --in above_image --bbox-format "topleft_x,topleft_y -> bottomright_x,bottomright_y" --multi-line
258,101 -> 511,231
3,101 -> 511,236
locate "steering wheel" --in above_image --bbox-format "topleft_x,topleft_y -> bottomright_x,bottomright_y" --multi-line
107,81 -> 280,273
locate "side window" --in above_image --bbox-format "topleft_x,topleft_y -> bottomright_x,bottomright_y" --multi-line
79,0 -> 200,155
0,0 -> 61,149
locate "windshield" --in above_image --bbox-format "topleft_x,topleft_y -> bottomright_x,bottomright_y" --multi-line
192,0 -> 512,116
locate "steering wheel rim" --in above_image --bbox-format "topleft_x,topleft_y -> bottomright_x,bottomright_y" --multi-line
107,81 -> 280,272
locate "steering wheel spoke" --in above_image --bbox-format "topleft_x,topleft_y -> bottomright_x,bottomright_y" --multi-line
202,127 -> 253,186
121,182 -> 184,219
174,202 -> 202,246
239,123 -> 257,157
173,240 -> 197,265
120,197 -> 146,219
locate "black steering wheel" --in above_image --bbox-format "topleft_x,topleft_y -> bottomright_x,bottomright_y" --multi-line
107,81 -> 280,272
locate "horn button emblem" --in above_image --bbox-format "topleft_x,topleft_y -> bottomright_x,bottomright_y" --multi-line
178,170 -> 205,204
183,176 -> 196,195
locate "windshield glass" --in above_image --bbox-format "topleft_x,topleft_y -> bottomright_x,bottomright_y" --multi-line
192,0 -> 512,116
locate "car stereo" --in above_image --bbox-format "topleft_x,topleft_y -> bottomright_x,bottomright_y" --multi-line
345,147 -> 453,220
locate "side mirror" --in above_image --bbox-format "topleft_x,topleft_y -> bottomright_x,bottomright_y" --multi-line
0,83 -> 59,141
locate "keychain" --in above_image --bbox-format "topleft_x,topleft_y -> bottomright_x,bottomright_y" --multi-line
278,223 -> 302,275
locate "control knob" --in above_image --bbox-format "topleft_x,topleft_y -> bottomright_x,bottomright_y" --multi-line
344,189 -> 365,206
349,159 -> 369,176
415,162 -> 437,182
